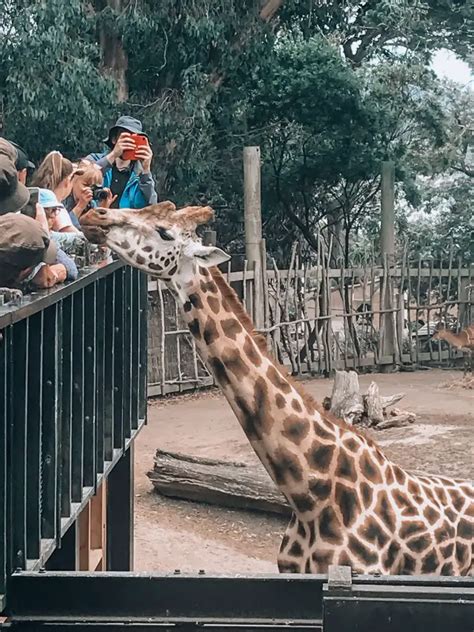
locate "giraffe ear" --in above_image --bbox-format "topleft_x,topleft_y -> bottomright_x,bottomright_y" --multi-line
185,242 -> 230,267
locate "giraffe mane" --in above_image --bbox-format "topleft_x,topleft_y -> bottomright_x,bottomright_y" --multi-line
209,267 -> 376,443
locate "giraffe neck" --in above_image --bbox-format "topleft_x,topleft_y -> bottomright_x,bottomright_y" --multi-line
170,265 -> 382,515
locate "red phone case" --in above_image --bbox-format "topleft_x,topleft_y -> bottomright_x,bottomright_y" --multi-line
122,134 -> 148,161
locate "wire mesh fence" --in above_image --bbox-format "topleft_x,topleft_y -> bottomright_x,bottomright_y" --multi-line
147,252 -> 473,396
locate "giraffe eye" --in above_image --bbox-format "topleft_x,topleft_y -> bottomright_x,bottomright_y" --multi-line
157,227 -> 174,241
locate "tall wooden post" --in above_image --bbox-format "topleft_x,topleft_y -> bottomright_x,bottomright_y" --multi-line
379,161 -> 397,369
243,146 -> 264,329
380,161 -> 395,263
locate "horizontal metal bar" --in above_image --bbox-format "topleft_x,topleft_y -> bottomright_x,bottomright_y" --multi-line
7,573 -> 326,623
324,591 -> 474,632
7,572 -> 474,625
0,261 -> 123,329
4,625 -> 322,631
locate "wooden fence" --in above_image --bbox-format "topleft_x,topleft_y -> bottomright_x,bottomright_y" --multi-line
147,254 -> 473,396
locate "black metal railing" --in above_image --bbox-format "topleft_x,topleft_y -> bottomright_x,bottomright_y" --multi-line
0,262 -> 147,609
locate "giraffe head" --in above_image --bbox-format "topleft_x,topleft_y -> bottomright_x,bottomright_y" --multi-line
80,201 -> 230,281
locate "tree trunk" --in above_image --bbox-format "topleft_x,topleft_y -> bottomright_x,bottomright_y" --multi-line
260,0 -> 285,22
93,0 -> 129,102
329,370 -> 364,425
148,449 -> 291,516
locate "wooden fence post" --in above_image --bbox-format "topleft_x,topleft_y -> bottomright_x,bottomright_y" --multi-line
243,146 -> 264,329
379,161 -> 397,369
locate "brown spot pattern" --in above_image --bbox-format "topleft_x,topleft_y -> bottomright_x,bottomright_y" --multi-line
221,318 -> 243,340
282,416 -> 310,445
243,336 -> 262,366
376,491 -> 396,532
309,478 -> 332,500
360,482 -> 374,508
275,393 -> 286,409
188,319 -> 201,339
291,493 -> 316,513
222,348 -> 250,380
188,293 -> 203,309
288,539 -> 303,557
359,516 -> 389,548
319,506 -> 343,544
207,296 -> 220,313
269,447 -> 304,485
421,550 -> 440,573
291,398 -> 302,412
305,440 -> 335,473
336,482 -> 361,527
336,451 -> 357,483
348,534 -> 378,566
208,357 -> 230,386
200,280 -> 218,293
203,317 -> 219,345
360,452 -> 383,484
399,521 -> 426,540
266,366 -> 292,393
344,437 -> 359,452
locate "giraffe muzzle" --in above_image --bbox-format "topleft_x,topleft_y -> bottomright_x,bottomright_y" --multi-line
80,208 -> 116,244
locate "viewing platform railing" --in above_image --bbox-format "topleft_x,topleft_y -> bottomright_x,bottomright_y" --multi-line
0,262 -> 147,609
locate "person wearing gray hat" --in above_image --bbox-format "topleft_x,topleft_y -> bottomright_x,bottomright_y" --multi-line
85,115 -> 157,210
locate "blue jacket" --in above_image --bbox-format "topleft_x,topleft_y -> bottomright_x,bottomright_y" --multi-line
85,152 -> 158,209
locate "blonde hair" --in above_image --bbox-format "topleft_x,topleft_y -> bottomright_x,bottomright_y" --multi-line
72,160 -> 103,186
31,151 -> 73,189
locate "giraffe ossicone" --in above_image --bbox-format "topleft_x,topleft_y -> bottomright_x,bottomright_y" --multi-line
81,202 -> 474,577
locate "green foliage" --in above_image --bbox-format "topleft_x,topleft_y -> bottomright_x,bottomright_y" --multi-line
398,175 -> 473,262
0,0 -> 115,159
0,0 -> 471,265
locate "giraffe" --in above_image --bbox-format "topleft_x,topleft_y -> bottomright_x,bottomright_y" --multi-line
81,202 -> 474,576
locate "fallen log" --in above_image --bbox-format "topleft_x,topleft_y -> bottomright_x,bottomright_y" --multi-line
147,449 -> 291,516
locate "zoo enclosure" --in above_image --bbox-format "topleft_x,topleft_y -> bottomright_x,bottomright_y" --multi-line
147,251 -> 473,396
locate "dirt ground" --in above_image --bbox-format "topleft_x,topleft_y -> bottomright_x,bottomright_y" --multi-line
134,370 -> 473,574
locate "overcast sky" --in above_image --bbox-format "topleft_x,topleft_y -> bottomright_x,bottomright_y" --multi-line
431,49 -> 473,86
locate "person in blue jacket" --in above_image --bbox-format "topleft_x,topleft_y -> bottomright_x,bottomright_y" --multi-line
86,116 -> 158,209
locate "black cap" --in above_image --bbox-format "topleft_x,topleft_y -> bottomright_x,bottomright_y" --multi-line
0,138 -> 35,171
10,141 -> 35,171
103,116 -> 148,148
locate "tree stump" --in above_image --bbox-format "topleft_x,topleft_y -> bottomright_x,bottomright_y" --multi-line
326,370 -> 415,429
329,370 -> 364,425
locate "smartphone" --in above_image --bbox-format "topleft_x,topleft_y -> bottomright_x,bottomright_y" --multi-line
21,187 -> 40,218
122,133 -> 148,161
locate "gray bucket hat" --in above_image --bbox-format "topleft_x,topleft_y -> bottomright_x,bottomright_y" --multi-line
103,116 -> 148,148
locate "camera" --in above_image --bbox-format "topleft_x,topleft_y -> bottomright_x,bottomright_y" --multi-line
90,185 -> 109,203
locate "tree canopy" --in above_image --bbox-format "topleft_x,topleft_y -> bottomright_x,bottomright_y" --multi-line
0,0 -> 472,263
